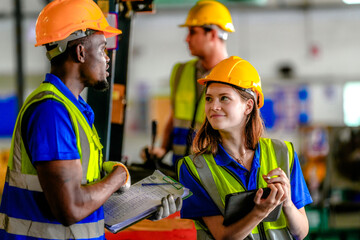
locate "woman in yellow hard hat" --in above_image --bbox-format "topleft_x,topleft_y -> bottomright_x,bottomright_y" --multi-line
0,0 -> 181,239
176,56 -> 312,240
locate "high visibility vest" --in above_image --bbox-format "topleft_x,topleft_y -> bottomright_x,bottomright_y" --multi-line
177,138 -> 295,240
170,59 -> 206,162
0,82 -> 104,239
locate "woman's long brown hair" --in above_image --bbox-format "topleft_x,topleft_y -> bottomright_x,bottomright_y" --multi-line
192,83 -> 265,157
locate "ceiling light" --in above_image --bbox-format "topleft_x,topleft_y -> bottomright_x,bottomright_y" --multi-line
343,0 -> 360,4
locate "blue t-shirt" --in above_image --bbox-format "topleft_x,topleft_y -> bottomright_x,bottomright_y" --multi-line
0,73 -> 105,240
178,143 -> 313,219
22,73 -> 95,163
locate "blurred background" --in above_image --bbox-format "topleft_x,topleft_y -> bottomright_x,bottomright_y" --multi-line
1,0 -> 360,239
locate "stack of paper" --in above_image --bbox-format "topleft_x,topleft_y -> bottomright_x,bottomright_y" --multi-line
104,170 -> 191,233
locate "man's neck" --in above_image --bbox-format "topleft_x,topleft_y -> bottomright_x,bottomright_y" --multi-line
50,67 -> 84,100
199,48 -> 228,71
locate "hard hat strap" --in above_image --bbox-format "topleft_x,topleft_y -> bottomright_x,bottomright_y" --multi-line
237,86 -> 261,108
46,29 -> 96,61
236,86 -> 257,101
203,25 -> 229,40
224,82 -> 259,106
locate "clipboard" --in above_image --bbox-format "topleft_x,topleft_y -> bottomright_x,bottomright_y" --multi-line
223,188 -> 282,226
104,170 -> 192,233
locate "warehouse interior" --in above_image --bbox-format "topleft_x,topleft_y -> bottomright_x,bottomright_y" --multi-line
1,0 -> 360,239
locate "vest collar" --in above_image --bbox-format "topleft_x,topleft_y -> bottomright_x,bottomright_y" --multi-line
43,73 -> 94,126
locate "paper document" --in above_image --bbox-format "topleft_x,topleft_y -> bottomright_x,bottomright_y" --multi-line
104,170 -> 191,233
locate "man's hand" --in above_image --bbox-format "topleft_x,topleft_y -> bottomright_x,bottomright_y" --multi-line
149,194 -> 182,221
36,159 -> 129,226
140,146 -> 167,162
103,161 -> 131,191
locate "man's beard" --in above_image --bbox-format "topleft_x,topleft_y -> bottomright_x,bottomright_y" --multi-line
93,80 -> 109,92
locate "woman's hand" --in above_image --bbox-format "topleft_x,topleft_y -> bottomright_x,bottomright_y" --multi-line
262,168 -> 310,239
263,167 -> 292,208
253,183 -> 285,220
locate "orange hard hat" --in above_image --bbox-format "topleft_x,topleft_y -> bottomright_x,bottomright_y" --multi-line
35,0 -> 122,47
198,56 -> 264,108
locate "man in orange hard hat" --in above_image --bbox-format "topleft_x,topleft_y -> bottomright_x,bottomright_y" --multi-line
0,0 -> 181,239
141,0 -> 235,168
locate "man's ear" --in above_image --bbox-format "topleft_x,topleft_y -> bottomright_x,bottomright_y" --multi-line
210,29 -> 219,41
75,44 -> 86,63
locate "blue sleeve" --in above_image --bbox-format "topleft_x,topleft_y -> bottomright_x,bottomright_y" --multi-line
178,162 -> 221,219
290,152 -> 313,209
23,99 -> 80,163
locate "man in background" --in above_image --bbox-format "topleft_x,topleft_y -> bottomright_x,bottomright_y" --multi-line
142,0 -> 235,168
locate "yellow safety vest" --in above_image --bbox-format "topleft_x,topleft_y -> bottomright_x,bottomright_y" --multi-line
177,138 -> 295,240
170,59 -> 205,161
1,82 -> 104,239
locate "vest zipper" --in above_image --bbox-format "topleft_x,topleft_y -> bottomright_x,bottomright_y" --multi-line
258,222 -> 266,240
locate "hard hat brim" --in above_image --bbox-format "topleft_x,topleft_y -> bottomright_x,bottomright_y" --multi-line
102,25 -> 122,38
197,78 -> 208,85
197,78 -> 236,86
198,78 -> 264,108
35,26 -> 122,47
178,23 -> 235,33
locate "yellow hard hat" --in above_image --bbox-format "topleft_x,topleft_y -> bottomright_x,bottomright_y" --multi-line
35,0 -> 122,47
179,0 -> 235,33
198,56 -> 264,108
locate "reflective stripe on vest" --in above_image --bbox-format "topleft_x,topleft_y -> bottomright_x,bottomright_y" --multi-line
179,138 -> 294,240
0,213 -> 104,239
1,83 -> 104,239
170,60 -> 205,159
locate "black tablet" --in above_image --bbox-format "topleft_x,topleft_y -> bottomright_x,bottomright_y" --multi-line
223,188 -> 282,226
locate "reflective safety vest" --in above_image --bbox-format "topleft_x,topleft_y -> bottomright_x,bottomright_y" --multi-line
177,138 -> 295,240
0,82 -> 104,239
170,59 -> 206,163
